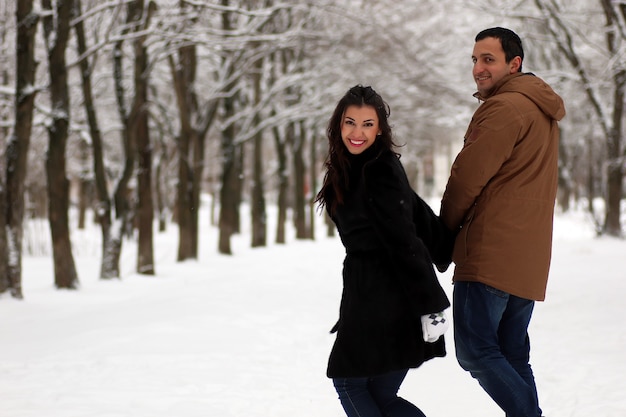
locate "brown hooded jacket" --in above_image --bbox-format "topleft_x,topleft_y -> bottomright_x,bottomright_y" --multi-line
440,72 -> 566,301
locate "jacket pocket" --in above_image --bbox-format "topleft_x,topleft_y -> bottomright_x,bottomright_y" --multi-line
484,284 -> 508,298
452,205 -> 475,266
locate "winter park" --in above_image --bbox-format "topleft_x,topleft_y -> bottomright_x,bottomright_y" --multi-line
1,1 -> 626,417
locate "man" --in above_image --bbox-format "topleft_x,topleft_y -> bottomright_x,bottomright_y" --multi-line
440,27 -> 565,417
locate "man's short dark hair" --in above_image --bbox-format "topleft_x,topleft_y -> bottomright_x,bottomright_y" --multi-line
476,27 -> 524,72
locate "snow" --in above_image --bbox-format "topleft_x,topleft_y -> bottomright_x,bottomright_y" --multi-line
0,204 -> 624,417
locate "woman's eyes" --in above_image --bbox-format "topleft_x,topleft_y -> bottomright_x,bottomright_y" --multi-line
344,120 -> 374,128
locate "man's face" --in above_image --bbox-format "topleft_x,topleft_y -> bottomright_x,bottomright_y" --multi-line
472,36 -> 520,96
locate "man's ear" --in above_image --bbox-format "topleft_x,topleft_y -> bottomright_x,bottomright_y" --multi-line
510,56 -> 522,73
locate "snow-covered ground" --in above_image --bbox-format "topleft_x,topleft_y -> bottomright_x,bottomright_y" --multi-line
0,204 -> 624,417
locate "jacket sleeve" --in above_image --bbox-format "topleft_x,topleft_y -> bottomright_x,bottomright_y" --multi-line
363,153 -> 450,316
440,98 -> 519,231
412,191 -> 455,271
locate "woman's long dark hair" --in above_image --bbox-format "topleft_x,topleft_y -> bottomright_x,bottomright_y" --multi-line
315,85 -> 395,215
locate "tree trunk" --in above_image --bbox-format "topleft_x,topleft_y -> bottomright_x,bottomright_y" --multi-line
169,42 -> 197,261
309,127 -> 317,240
585,135 -> 602,233
154,130 -> 168,233
251,128 -> 267,247
169,45 -> 218,259
557,128 -> 572,212
251,64 -> 267,247
273,122 -> 288,244
74,0 -> 114,276
176,127 -> 194,259
0,174 -> 6,295
42,0 -> 79,289
77,138 -> 90,230
235,143 -> 243,234
4,0 -> 38,298
190,129 -> 206,255
218,0 -> 239,255
604,24 -> 625,235
218,115 -> 238,254
601,0 -> 625,236
102,39 -> 136,279
291,122 -> 308,239
218,93 -> 243,255
136,123 -> 155,275
0,11 -> 7,294
128,0 -> 155,275
603,127 -> 623,236
325,210 -> 335,237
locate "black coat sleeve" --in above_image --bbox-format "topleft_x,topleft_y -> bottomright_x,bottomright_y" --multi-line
411,191 -> 455,272
363,152 -> 450,316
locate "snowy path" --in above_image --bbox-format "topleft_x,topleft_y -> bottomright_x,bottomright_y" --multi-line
0,211 -> 624,417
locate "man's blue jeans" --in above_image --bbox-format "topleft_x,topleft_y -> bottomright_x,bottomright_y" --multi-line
453,282 -> 542,417
333,369 -> 427,417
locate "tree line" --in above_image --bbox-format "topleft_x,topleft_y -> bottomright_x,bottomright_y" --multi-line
2,0 -> 347,298
0,0 -> 623,299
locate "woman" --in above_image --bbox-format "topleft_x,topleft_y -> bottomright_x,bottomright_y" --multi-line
316,85 -> 452,417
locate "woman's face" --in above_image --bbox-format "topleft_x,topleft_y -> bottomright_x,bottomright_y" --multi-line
340,105 -> 381,155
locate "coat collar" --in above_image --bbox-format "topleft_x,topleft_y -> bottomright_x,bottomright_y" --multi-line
473,72 -> 525,101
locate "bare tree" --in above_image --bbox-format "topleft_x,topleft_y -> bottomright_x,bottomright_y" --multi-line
101,0 -> 161,279
150,94 -> 176,233
73,0 -> 118,278
92,2 -> 141,279
272,116 -> 288,244
292,119 -> 308,239
0,1 -> 10,294
217,0 -> 240,255
3,0 -> 39,298
129,0 -> 157,274
250,51 -> 267,247
308,120 -> 320,241
42,0 -> 79,289
167,0 -> 219,260
534,0 -> 624,236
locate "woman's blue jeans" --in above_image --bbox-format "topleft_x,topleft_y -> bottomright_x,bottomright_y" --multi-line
453,282 -> 542,417
332,369 -> 427,417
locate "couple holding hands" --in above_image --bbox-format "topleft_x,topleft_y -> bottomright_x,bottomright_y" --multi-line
318,27 -> 565,417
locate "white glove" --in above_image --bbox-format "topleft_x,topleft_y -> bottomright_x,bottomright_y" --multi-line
420,310 -> 449,343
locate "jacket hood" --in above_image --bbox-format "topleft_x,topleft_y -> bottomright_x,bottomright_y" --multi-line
475,72 -> 566,121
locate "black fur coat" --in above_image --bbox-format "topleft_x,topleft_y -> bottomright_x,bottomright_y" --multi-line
326,146 -> 452,378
